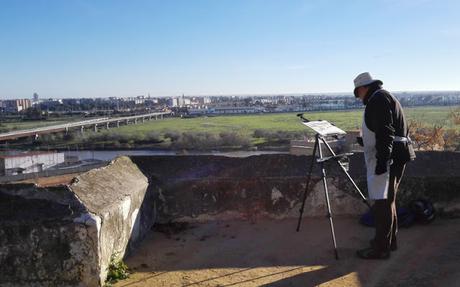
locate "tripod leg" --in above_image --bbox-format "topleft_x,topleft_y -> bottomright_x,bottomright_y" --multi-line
321,138 -> 370,209
296,136 -> 318,232
318,139 -> 339,259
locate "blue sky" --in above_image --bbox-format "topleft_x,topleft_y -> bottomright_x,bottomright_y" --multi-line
1,0 -> 459,99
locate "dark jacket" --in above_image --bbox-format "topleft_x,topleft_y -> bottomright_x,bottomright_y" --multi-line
363,88 -> 416,165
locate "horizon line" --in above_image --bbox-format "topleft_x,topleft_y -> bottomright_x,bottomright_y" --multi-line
2,89 -> 460,100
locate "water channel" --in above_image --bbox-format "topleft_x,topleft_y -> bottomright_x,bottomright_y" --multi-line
65,149 -> 287,162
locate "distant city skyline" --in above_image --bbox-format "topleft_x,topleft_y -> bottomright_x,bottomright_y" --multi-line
5,90 -> 460,101
1,0 -> 460,99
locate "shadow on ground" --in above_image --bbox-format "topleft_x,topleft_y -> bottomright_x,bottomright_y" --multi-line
115,217 -> 460,287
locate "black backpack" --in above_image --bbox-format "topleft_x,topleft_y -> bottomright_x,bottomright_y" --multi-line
359,199 -> 435,227
410,199 -> 436,224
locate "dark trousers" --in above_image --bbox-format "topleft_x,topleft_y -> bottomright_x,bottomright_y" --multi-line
373,163 -> 406,252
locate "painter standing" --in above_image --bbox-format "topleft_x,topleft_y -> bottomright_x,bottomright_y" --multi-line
353,72 -> 416,259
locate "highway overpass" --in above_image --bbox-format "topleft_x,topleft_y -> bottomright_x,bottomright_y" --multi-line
0,112 -> 170,142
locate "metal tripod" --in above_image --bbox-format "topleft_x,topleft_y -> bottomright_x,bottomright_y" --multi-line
296,133 -> 371,260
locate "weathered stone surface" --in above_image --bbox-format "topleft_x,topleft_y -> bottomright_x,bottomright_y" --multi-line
0,156 -> 151,287
131,152 -> 460,223
0,185 -> 96,287
131,155 -> 369,222
70,156 -> 150,285
2,152 -> 460,286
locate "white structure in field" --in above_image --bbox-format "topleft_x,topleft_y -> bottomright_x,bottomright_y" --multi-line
0,152 -> 65,176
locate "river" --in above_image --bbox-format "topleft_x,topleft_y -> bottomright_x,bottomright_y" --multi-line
65,150 -> 288,162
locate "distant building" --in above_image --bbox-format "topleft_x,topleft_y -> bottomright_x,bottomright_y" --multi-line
203,97 -> 211,104
133,97 -> 145,105
178,96 -> 191,107
187,108 -> 212,115
0,152 -> 65,176
33,92 -> 39,104
273,105 -> 304,113
167,98 -> 179,107
3,99 -> 32,113
213,106 -> 262,114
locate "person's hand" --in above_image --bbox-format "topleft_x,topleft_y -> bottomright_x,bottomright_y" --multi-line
375,161 -> 387,175
356,136 -> 364,147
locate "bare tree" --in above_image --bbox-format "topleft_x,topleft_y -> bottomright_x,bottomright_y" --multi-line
409,120 -> 445,151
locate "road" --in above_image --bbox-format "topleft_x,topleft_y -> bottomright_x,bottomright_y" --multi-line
0,112 -> 170,141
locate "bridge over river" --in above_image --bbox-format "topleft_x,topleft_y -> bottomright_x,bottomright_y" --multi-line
0,111 -> 170,142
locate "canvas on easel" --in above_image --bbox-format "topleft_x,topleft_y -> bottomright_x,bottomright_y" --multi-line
302,120 -> 346,136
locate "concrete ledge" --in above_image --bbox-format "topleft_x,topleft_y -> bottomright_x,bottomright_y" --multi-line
0,156 -> 151,287
131,152 -> 460,223
131,155 -> 369,223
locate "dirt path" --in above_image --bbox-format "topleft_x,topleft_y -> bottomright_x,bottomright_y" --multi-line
114,217 -> 460,287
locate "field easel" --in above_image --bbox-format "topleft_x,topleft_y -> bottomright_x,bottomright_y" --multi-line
295,113 -> 370,260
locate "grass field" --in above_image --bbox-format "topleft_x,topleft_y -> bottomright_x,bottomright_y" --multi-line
405,106 -> 459,128
112,105 -> 459,136
2,106 -> 457,135
2,105 -> 458,150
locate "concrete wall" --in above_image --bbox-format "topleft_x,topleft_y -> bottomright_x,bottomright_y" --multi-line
131,152 -> 460,223
0,184 -> 97,286
0,156 -> 151,287
0,161 -> 107,184
2,152 -> 65,175
69,156 -> 151,284
131,154 -> 367,223
2,152 -> 460,286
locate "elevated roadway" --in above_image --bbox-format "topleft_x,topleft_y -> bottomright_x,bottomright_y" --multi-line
0,112 -> 170,142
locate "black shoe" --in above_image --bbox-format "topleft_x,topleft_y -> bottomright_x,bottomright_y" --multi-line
356,247 -> 390,260
370,238 -> 397,251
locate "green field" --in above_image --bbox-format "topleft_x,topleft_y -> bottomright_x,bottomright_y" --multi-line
404,106 -> 458,128
2,106 -> 456,135
80,105 -> 460,150
113,111 -> 359,137
113,105 -> 459,136
3,105 -> 458,150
